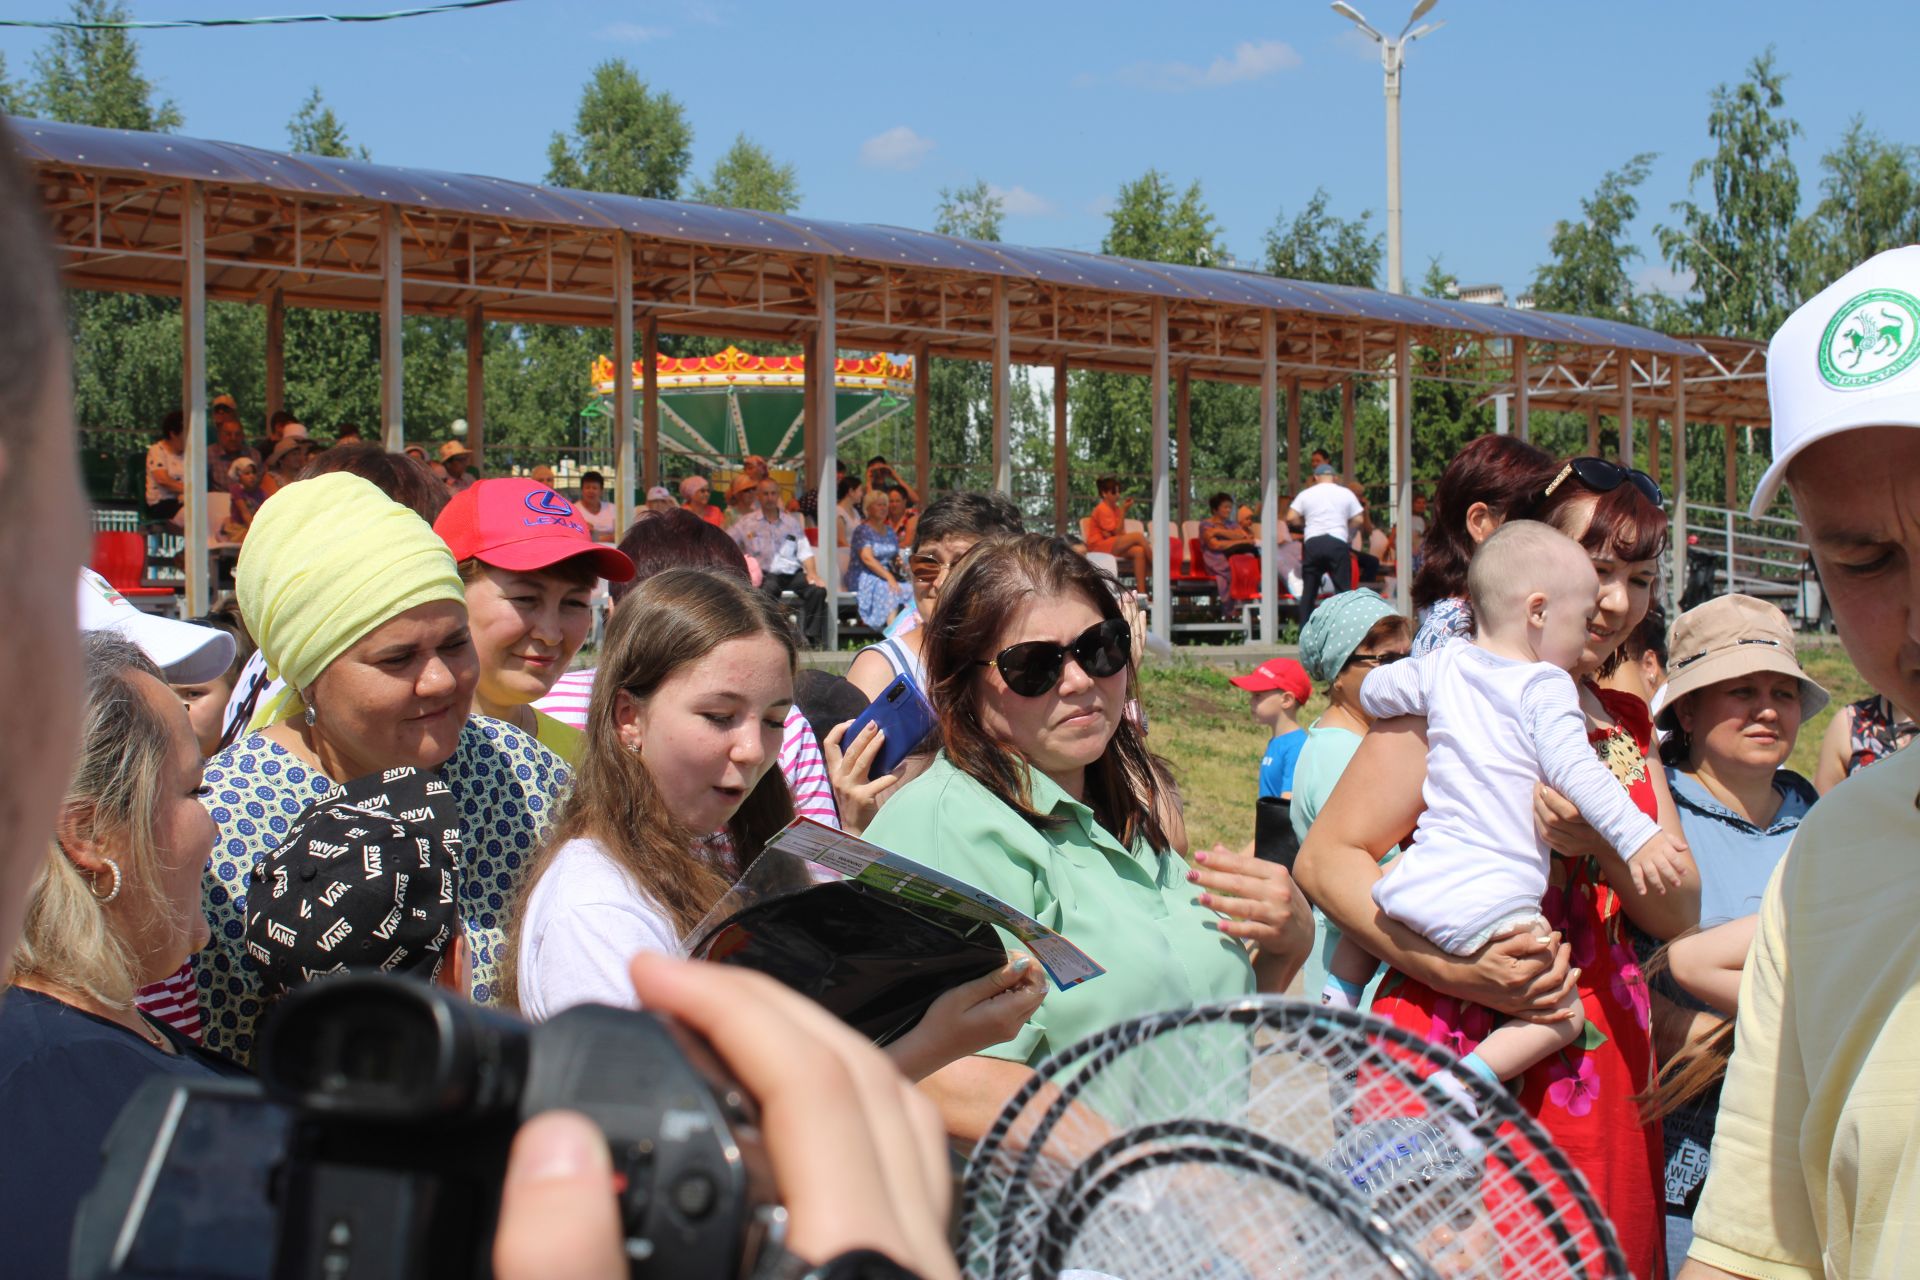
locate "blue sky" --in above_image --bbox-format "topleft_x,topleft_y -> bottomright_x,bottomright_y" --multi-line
4,0 -> 1910,301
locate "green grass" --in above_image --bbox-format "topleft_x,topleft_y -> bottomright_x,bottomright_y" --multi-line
1144,638 -> 1870,852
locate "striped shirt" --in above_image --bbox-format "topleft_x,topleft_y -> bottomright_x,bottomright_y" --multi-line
534,668 -> 837,828
133,965 -> 204,1041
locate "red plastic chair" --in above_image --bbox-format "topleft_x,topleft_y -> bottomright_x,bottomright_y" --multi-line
1187,537 -> 1208,577
90,531 -> 176,603
1228,554 -> 1263,602
1168,535 -> 1201,581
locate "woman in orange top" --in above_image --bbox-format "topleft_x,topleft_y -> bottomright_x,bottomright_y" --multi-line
1088,474 -> 1151,584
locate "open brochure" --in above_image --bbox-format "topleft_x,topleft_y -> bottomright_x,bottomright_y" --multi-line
684,819 -> 1104,1044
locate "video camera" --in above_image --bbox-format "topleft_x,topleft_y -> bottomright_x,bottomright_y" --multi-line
71,974 -> 780,1279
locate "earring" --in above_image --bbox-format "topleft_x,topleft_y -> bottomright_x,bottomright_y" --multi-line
305,703 -> 317,727
89,858 -> 122,905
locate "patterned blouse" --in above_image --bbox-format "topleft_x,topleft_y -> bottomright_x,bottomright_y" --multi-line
193,717 -> 570,1062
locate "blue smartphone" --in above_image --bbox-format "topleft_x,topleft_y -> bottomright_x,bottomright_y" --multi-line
844,675 -> 938,779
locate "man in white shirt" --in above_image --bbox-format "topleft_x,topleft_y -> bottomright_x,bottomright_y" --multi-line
1284,463 -> 1366,629
732,477 -> 828,648
575,469 -> 617,543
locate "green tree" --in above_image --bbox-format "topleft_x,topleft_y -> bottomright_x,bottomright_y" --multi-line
546,61 -> 692,200
1791,118 -> 1920,297
0,53 -> 26,116
1262,188 -> 1380,288
1657,51 -> 1802,339
1102,170 -> 1219,265
1531,153 -> 1655,322
287,86 -> 368,159
906,181 -> 1005,489
690,133 -> 799,213
29,0 -> 181,131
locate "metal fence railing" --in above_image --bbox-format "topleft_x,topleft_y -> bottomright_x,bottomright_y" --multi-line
1681,501 -> 1825,627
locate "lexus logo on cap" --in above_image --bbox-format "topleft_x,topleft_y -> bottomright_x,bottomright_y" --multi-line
524,488 -> 574,518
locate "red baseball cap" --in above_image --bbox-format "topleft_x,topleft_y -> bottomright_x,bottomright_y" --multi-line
435,479 -> 635,581
1230,658 -> 1311,702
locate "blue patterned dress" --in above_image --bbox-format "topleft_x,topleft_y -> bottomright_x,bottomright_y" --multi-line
194,717 -> 570,1063
848,520 -> 912,630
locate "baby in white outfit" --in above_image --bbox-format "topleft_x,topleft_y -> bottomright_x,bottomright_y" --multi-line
1323,520 -> 1691,1103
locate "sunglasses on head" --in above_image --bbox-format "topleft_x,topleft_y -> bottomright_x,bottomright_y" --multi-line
1542,456 -> 1664,508
979,616 -> 1132,697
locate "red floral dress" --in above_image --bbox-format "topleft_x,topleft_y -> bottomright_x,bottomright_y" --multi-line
1370,685 -> 1666,1278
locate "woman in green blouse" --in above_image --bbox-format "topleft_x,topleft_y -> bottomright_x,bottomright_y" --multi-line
863,534 -> 1314,1142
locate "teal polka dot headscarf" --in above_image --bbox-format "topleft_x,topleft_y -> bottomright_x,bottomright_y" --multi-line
1299,589 -> 1398,684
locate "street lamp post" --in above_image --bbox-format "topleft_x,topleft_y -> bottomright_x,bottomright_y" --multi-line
1330,1 -> 1442,614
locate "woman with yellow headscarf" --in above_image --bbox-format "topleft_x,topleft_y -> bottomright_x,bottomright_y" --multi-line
191,473 -> 571,1063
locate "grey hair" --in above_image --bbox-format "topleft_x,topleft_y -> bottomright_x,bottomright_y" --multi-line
10,632 -> 175,1009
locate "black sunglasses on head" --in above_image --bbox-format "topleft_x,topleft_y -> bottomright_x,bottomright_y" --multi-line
979,617 -> 1133,697
1541,456 -> 1664,508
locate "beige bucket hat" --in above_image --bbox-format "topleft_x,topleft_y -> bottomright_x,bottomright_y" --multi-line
1657,593 -> 1829,730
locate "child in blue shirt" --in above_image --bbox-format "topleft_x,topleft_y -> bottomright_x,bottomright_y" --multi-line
1233,658 -> 1311,800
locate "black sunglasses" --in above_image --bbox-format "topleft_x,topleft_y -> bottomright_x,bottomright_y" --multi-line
1345,650 -> 1407,670
979,617 -> 1132,697
1542,456 -> 1664,508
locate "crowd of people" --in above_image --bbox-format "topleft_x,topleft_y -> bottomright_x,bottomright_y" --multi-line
10,112 -> 1920,1280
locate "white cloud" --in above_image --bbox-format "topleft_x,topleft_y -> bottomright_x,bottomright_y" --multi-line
859,125 -> 935,171
598,21 -> 668,41
1112,39 -> 1303,92
990,183 -> 1056,217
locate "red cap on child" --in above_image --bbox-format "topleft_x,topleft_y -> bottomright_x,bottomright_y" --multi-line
1230,658 -> 1311,703
435,479 -> 636,581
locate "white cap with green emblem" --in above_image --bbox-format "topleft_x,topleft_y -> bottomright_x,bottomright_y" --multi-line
1755,244 -> 1920,517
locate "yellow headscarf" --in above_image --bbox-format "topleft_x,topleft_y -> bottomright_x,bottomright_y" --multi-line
237,472 -> 465,732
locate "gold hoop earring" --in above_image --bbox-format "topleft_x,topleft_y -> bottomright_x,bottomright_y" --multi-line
89,858 -> 122,905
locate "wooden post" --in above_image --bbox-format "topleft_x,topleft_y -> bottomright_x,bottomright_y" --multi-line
1393,330 -> 1413,615
1618,352 -> 1635,466
464,302 -> 486,474
264,287 -> 285,426
1175,365 -> 1191,528
1286,375 -> 1302,496
1149,300 -> 1170,645
1341,379 -> 1356,478
1586,406 -> 1600,456
991,278 -> 1011,493
1259,314 -> 1279,644
612,234 -> 635,534
641,315 -> 660,496
1724,423 -> 1737,510
1052,356 -> 1069,535
380,205 -> 403,449
815,257 -> 840,650
802,329 -> 820,498
912,340 -> 930,501
1671,375 -> 1689,615
182,182 -> 210,616
1513,341 -> 1530,441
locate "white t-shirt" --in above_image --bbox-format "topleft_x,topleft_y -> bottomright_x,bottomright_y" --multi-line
577,498 -> 617,542
1289,482 -> 1363,542
1359,640 -> 1661,954
516,836 -> 680,1022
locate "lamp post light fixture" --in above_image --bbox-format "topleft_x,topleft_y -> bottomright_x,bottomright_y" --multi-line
1329,0 -> 1443,296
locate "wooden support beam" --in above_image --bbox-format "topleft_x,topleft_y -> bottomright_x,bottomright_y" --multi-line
1285,374 -> 1302,497
182,181 -> 210,616
612,233 -> 635,534
1671,376 -> 1688,615
264,287 -> 285,427
380,205 -> 403,449
1513,342 -> 1530,441
1393,330 -> 1413,615
1259,313 -> 1278,644
641,314 -> 660,497
1053,357 -> 1069,535
1723,422 -> 1737,510
912,340 -> 930,501
1149,300 -> 1170,645
1175,365 -> 1191,529
991,278 -> 1011,493
464,301 -> 485,474
1618,353 -> 1636,466
816,257 -> 840,650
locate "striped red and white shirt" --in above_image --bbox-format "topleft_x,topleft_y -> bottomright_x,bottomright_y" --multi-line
134,965 -> 203,1041
534,668 -> 838,828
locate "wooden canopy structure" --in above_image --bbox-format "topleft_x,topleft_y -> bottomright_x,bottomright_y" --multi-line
15,117 -> 1767,640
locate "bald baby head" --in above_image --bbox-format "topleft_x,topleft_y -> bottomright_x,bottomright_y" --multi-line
1467,519 -> 1599,650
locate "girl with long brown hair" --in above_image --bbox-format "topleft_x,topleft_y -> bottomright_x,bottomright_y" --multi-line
506,568 -> 1041,1080
864,534 -> 1313,1141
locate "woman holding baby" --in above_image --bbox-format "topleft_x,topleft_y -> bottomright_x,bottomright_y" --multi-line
1296,457 -> 1699,1278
